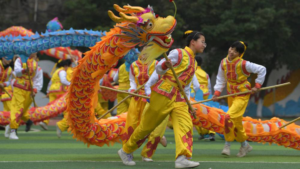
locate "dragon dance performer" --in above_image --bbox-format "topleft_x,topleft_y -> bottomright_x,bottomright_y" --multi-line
39,59 -> 72,130
193,56 -> 216,141
122,57 -> 158,155
212,41 -> 266,157
119,31 -> 206,168
113,48 -> 139,115
0,57 -> 14,112
7,53 -> 42,140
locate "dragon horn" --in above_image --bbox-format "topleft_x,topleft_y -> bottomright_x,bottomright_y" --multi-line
113,4 -> 127,13
108,10 -> 124,23
108,10 -> 139,23
123,5 -> 145,12
120,12 -> 139,22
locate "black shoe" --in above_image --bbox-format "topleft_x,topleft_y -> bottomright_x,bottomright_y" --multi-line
198,135 -> 205,140
25,120 -> 33,132
209,133 -> 215,141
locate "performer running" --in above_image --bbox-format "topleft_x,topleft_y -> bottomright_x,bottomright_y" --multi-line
212,41 -> 266,157
119,30 -> 206,168
8,53 -> 40,139
39,59 -> 72,130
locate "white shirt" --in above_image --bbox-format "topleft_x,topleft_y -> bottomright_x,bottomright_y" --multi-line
214,59 -> 267,93
129,66 -> 137,91
113,70 -> 119,83
34,67 -> 43,91
58,70 -> 71,86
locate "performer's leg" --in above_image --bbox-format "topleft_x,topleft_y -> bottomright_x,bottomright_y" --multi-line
123,91 -> 173,154
95,101 -> 110,119
224,96 -> 249,142
171,102 -> 193,159
116,93 -> 131,115
43,93 -> 58,125
3,101 -> 12,111
57,111 -> 69,132
10,87 -> 26,129
141,114 -> 169,159
122,98 -> 146,143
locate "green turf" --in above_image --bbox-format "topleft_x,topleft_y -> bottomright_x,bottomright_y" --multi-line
0,125 -> 299,169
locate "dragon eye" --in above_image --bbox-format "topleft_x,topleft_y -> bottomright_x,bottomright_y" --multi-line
146,21 -> 153,30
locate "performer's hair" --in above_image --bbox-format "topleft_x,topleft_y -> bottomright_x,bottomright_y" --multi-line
183,30 -> 204,46
195,56 -> 202,66
231,41 -> 248,54
58,59 -> 72,67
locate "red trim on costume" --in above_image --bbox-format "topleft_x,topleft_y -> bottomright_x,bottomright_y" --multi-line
242,60 -> 250,76
161,62 -> 168,70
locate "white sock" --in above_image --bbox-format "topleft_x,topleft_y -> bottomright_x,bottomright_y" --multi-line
225,141 -> 231,146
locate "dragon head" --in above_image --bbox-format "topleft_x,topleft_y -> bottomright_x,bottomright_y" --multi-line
108,4 -> 176,64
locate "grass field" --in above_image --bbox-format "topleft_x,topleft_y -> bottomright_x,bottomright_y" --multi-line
0,125 -> 299,169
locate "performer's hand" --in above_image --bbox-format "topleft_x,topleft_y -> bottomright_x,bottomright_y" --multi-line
251,87 -> 258,94
22,68 -> 29,75
189,107 -> 196,116
164,60 -> 172,68
46,93 -> 49,98
0,83 -> 5,88
32,88 -> 37,97
212,95 -> 219,102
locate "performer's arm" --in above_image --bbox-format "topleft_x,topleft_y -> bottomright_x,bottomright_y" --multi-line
192,74 -> 200,92
156,49 -> 179,75
14,58 -> 25,77
213,63 -> 226,96
128,65 -> 137,92
207,74 -> 212,95
59,70 -> 71,86
47,80 -> 52,94
33,67 -> 43,92
144,70 -> 159,96
246,61 -> 267,89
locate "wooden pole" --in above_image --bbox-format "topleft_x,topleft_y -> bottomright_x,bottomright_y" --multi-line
26,64 -> 38,107
279,117 -> 300,129
97,84 -> 146,120
163,53 -> 196,118
100,85 -> 150,99
66,47 -> 78,66
191,82 -> 291,105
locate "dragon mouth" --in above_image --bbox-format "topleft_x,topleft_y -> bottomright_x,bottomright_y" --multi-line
148,21 -> 177,48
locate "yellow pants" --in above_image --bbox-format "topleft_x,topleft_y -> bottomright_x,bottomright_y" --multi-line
2,101 -> 12,111
98,93 -> 108,110
10,87 -> 32,129
57,111 -> 69,132
141,103 -> 169,158
116,93 -> 131,115
95,101 -> 111,119
224,95 -> 250,142
123,91 -> 193,159
43,92 -> 65,125
123,98 -> 168,159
